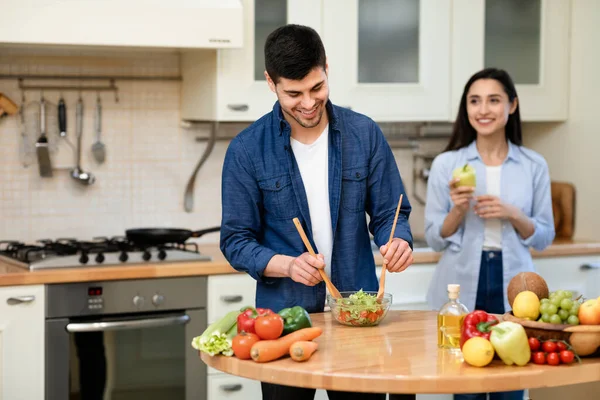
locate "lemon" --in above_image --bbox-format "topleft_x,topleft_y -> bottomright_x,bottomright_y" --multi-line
462,337 -> 495,367
512,290 -> 541,320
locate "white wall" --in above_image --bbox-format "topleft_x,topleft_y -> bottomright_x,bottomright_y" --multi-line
523,0 -> 600,241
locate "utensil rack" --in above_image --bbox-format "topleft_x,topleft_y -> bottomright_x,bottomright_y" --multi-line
0,74 -> 182,103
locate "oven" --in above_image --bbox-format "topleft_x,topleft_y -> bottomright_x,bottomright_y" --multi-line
45,276 -> 207,400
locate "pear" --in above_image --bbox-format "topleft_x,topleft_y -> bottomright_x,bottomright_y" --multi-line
452,163 -> 476,188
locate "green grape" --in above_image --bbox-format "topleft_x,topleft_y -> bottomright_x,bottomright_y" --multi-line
546,304 -> 558,315
550,297 -> 562,307
567,315 -> 579,325
549,314 -> 563,324
570,304 -> 580,316
542,313 -> 551,323
556,290 -> 566,298
558,309 -> 570,321
560,298 -> 574,310
541,298 -> 550,304
564,291 -> 573,298
539,303 -> 550,314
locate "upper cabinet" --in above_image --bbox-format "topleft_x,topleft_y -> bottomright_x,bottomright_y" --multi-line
323,0 -> 452,122
0,0 -> 243,49
452,0 -> 570,121
181,0 -> 322,121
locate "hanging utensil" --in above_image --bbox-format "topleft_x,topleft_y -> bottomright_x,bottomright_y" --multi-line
35,96 -> 53,177
70,97 -> 95,185
292,217 -> 342,299
377,193 -> 404,302
58,96 -> 67,137
91,94 -> 106,163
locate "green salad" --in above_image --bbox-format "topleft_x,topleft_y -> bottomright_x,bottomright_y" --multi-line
333,290 -> 386,326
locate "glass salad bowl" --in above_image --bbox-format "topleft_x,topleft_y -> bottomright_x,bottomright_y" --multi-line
327,290 -> 392,327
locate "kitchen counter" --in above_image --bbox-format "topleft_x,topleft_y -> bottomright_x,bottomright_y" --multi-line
1,240 -> 599,287
201,310 -> 600,394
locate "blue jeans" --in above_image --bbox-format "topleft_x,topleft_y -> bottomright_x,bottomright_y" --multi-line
454,251 -> 525,400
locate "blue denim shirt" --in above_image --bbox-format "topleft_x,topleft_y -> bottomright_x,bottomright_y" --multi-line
424,140 -> 555,312
220,101 -> 413,313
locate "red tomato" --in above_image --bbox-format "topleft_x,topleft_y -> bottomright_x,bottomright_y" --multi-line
231,332 -> 260,360
528,337 -> 541,351
254,314 -> 284,340
559,350 -> 575,364
547,352 -> 560,366
542,341 -> 558,353
555,341 -> 568,352
532,352 -> 546,365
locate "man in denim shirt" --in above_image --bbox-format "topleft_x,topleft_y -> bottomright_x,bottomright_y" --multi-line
220,24 -> 414,400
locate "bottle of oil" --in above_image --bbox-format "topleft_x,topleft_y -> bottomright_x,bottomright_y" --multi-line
437,284 -> 469,352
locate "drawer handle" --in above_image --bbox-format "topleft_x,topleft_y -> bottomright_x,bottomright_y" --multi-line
221,295 -> 243,303
227,104 -> 249,112
220,384 -> 243,392
580,263 -> 600,270
7,295 -> 35,305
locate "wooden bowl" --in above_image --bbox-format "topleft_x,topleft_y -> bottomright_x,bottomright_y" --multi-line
502,312 -> 600,357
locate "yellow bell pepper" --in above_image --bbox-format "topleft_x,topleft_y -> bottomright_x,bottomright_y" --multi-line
489,321 -> 531,366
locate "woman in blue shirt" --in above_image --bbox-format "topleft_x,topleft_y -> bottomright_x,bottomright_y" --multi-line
425,68 -> 555,400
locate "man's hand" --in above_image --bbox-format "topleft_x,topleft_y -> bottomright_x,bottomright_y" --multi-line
474,195 -> 520,220
380,238 -> 413,273
287,252 -> 325,286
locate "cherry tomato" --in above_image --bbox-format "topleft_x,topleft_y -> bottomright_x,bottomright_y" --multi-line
231,332 -> 260,360
559,350 -> 575,364
528,337 -> 541,351
542,341 -> 558,353
556,341 -> 568,352
254,314 -> 284,340
532,352 -> 546,365
547,352 -> 560,366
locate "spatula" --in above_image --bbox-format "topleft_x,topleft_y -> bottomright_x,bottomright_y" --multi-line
35,97 -> 53,177
91,95 -> 106,163
292,217 -> 342,299
377,193 -> 403,302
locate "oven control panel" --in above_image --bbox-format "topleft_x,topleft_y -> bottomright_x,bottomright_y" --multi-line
87,286 -> 104,310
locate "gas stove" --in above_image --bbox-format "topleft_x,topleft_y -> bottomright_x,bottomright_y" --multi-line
0,238 -> 212,270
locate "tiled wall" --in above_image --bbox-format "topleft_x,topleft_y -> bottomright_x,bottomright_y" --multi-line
0,47 -> 445,244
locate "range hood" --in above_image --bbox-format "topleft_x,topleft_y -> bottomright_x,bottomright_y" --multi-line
0,0 -> 243,49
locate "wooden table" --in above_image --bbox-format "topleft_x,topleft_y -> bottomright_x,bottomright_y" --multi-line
201,310 -> 600,394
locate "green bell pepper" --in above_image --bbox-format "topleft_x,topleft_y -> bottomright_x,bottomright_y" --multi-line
489,321 -> 531,366
278,306 -> 312,335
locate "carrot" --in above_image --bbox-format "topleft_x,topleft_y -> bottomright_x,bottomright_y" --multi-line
250,327 -> 322,363
289,341 -> 319,362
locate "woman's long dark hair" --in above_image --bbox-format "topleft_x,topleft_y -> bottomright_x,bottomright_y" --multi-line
444,68 -> 522,152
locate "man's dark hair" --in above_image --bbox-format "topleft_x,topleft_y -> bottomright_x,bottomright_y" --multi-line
264,24 -> 326,84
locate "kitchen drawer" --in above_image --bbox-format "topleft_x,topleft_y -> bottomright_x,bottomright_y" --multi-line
207,373 -> 261,400
207,274 -> 256,324
376,264 -> 437,310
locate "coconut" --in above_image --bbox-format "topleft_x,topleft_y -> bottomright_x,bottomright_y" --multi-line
507,272 -> 549,308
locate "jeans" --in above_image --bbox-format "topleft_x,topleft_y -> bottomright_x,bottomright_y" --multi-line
261,382 -> 416,400
454,251 -> 524,400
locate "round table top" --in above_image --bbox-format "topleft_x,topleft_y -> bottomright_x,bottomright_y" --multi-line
200,310 -> 600,394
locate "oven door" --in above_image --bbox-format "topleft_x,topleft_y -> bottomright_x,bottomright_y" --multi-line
46,309 -> 206,400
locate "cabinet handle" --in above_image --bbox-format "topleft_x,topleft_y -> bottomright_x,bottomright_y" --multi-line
580,263 -> 600,270
221,295 -> 243,303
7,295 -> 35,305
227,104 -> 249,112
220,384 -> 243,392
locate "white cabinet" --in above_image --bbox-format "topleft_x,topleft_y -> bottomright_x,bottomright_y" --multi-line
322,0 -> 452,122
181,0 -> 322,121
532,255 -> 600,300
207,373 -> 262,400
0,285 -> 45,400
451,0 -> 570,121
0,0 -> 243,49
376,263 -> 437,311
207,274 -> 257,324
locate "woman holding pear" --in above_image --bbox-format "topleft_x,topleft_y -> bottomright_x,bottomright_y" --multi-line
424,68 -> 555,400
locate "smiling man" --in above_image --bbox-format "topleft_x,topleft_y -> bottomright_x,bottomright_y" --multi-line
220,24 -> 414,400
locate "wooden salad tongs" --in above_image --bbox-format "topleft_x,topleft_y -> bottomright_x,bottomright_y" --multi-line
376,193 -> 403,302
292,217 -> 342,299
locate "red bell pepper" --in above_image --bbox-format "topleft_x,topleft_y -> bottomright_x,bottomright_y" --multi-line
460,310 -> 499,348
237,307 -> 275,334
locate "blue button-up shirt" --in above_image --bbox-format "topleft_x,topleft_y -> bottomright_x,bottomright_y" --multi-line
220,101 -> 413,313
424,140 -> 555,312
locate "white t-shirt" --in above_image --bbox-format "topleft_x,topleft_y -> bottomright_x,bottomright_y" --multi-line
290,125 -> 334,278
483,165 -> 502,250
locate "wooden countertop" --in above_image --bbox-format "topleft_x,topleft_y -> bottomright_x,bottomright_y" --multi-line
1,240 -> 600,287
201,310 -> 600,394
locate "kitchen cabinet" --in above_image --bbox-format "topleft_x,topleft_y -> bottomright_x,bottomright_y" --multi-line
376,264 -> 437,311
0,285 -> 45,400
451,0 -> 570,121
0,0 -> 243,49
322,0 -> 452,122
533,255 -> 600,299
181,0 -> 322,121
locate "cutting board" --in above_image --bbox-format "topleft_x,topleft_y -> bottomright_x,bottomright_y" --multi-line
551,181 -> 576,240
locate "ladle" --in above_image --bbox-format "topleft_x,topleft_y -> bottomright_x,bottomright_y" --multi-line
71,97 -> 95,185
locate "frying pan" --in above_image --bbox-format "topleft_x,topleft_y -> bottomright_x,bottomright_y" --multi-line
125,226 -> 220,246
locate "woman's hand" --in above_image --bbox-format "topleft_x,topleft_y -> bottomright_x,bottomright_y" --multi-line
474,195 -> 520,220
449,178 -> 475,214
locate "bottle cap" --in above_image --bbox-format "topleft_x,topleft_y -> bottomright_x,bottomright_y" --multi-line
447,284 -> 460,293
